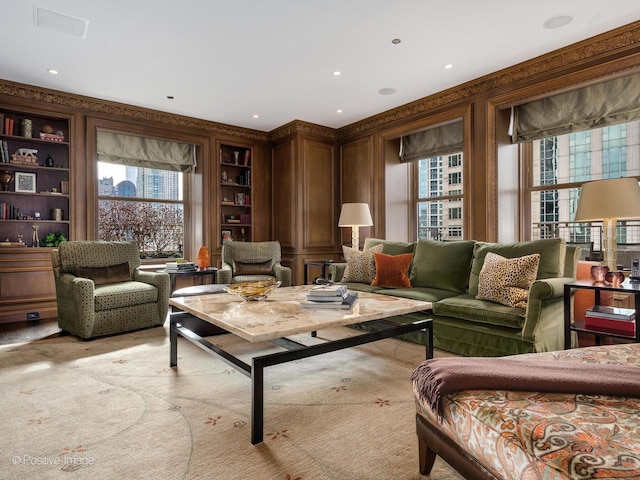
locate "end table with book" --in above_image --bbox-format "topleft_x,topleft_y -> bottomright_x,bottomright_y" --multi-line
564,279 -> 640,348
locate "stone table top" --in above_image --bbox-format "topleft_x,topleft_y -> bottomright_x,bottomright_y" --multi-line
169,285 -> 432,342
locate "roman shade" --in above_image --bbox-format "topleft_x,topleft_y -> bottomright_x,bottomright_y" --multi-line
400,120 -> 463,162
97,130 -> 197,173
510,72 -> 640,143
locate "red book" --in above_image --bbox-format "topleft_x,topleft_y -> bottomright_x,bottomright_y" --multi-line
584,315 -> 635,335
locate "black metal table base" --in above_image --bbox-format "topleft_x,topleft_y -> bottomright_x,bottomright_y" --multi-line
169,312 -> 433,444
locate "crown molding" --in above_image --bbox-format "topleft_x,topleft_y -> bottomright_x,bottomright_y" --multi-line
0,79 -> 270,142
338,21 -> 640,139
268,119 -> 338,142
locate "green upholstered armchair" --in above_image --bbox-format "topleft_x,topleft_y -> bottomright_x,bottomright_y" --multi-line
51,241 -> 170,339
216,241 -> 291,286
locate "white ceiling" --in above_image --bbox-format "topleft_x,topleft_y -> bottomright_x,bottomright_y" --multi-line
1,1 -> 639,132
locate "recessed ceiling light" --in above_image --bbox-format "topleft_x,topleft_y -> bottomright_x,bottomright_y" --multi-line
166,95 -> 174,99
252,114 -> 259,119
47,69 -> 59,75
391,38 -> 401,45
444,64 -> 453,70
333,71 -> 341,76
543,13 -> 573,29
337,109 -> 343,113
378,88 -> 396,95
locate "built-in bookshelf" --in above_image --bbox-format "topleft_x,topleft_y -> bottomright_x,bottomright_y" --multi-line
219,143 -> 252,244
0,109 -> 70,246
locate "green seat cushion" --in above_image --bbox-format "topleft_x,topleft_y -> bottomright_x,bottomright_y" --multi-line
339,282 -> 383,294
468,238 -> 566,296
408,240 -> 475,293
433,294 -> 525,329
375,286 -> 457,303
94,281 -> 158,311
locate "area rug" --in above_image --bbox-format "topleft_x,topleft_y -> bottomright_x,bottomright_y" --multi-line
0,324 -> 463,480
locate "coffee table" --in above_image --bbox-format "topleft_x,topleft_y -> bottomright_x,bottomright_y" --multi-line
169,285 -> 433,444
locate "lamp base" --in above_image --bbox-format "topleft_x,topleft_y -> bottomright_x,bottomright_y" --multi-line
351,227 -> 360,252
602,217 -> 617,271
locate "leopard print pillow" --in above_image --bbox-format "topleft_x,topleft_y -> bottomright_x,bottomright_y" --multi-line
341,244 -> 384,283
476,252 -> 540,309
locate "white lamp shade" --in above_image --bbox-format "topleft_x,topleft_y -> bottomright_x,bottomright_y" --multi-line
338,203 -> 373,227
574,177 -> 640,221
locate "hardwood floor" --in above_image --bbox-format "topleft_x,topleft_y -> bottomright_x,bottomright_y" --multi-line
0,319 -> 62,345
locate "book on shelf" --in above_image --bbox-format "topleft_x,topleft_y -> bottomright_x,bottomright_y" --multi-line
584,315 -> 636,335
585,305 -> 635,321
301,291 -> 358,311
0,241 -> 26,247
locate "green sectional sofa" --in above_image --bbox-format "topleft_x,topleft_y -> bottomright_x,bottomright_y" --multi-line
329,237 -> 579,357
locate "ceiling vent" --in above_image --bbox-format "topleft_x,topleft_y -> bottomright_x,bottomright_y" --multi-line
33,6 -> 89,39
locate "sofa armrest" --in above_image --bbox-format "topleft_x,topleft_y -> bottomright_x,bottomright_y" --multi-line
134,269 -> 171,319
216,263 -> 232,284
329,263 -> 347,283
522,276 -> 575,347
273,263 -> 292,287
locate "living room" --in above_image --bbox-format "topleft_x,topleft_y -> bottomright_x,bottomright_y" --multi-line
1,3 -> 640,479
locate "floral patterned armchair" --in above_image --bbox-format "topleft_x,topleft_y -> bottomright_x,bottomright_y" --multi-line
51,241 -> 170,339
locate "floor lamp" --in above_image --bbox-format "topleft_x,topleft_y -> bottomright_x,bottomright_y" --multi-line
338,203 -> 373,251
574,177 -> 640,271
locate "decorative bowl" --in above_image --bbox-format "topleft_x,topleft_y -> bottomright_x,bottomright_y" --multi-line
224,279 -> 281,301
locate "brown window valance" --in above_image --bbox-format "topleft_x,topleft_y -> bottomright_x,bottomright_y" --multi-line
510,72 -> 640,143
97,130 -> 197,173
400,120 -> 463,162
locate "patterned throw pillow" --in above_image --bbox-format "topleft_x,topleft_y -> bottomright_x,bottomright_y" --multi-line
476,252 -> 540,309
341,244 -> 384,283
371,252 -> 413,288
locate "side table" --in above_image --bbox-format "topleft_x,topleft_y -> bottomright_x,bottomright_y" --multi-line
303,260 -> 334,285
158,267 -> 218,294
563,279 -> 640,349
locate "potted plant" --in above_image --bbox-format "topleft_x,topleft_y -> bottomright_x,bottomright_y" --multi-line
42,231 -> 67,247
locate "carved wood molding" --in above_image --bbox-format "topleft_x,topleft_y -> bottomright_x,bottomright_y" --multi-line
338,21 -> 640,139
0,79 -> 270,142
268,119 -> 338,141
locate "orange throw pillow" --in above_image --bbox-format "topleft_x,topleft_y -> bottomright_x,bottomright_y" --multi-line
371,252 -> 413,288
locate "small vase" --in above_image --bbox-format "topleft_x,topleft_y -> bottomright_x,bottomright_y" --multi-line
605,270 -> 625,286
0,170 -> 13,191
590,265 -> 609,283
197,246 -> 210,270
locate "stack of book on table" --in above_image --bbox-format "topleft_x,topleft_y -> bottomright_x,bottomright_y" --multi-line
300,284 -> 358,311
584,305 -> 636,335
165,262 -> 197,272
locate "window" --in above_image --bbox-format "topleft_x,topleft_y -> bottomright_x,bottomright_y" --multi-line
416,152 -> 464,240
528,120 -> 640,246
98,163 -> 185,258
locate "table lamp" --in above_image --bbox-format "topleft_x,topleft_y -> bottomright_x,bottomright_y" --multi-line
574,177 -> 640,270
338,203 -> 373,251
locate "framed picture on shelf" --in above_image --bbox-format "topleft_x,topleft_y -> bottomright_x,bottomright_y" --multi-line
221,230 -> 233,243
15,172 -> 36,193
234,192 -> 245,205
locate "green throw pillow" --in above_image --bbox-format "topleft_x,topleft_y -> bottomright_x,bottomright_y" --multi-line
408,239 -> 475,293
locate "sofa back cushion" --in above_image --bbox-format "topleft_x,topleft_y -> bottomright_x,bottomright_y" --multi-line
409,239 -> 475,294
468,238 -> 566,296
363,238 -> 415,256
